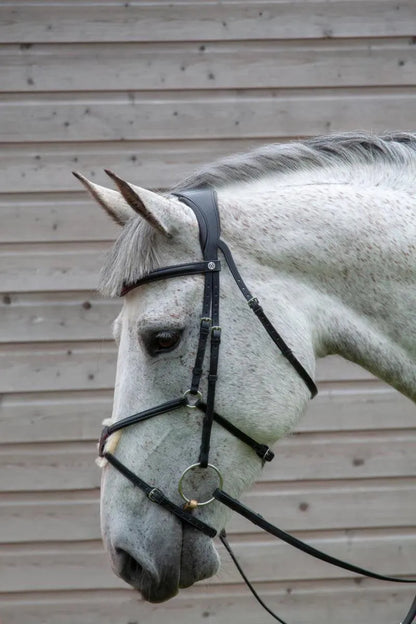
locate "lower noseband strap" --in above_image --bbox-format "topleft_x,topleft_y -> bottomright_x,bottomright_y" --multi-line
104,452 -> 217,538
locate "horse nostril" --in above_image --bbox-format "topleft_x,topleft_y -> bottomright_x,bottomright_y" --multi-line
116,547 -> 144,582
114,547 -> 166,600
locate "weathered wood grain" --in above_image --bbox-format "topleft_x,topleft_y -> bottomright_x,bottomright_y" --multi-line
0,194 -> 119,241
0,390 -> 113,443
1,430 -> 414,492
1,478 -> 415,543
0,442 -> 100,492
263,429 -> 416,481
3,39 -> 416,92
234,478 -> 416,533
0,242 -> 106,292
302,382 -> 416,430
0,341 -> 117,393
0,292 -> 120,342
1,1 -> 414,43
1,531 -> 415,591
2,89 -> 416,143
0,581 -> 413,624
0,139 -> 276,194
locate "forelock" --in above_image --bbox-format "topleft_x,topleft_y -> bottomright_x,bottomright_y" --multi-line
99,218 -> 160,297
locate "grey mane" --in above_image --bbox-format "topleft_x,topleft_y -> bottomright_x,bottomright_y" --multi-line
100,131 -> 416,296
172,131 -> 416,190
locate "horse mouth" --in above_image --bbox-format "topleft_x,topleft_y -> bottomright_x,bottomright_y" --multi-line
116,547 -> 179,602
113,527 -> 220,603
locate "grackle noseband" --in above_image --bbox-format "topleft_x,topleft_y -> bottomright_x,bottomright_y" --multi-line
98,188 -> 416,624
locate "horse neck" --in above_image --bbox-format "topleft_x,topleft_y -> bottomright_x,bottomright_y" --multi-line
219,182 -> 416,401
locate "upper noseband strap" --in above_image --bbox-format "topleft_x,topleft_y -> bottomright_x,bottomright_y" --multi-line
98,398 -> 187,456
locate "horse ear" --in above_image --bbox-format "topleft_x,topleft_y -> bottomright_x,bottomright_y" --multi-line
72,171 -> 135,226
104,170 -> 172,238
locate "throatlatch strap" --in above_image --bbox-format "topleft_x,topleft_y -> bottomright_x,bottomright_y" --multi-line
218,239 -> 318,398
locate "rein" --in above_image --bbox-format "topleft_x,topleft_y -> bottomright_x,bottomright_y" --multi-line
99,188 -> 416,624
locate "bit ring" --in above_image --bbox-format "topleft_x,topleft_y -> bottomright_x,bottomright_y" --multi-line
178,463 -> 223,507
183,389 -> 202,408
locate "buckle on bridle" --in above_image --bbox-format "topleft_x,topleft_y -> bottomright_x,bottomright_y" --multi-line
262,447 -> 275,462
200,317 -> 212,334
247,296 -> 259,308
147,487 -> 163,503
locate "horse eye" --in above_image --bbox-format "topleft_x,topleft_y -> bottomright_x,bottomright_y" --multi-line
148,330 -> 182,355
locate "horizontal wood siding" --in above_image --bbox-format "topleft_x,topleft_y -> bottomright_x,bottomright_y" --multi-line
3,39 -> 416,92
3,90 -> 416,143
1,2 -> 415,623
1,1 -> 415,42
0,583 -> 412,624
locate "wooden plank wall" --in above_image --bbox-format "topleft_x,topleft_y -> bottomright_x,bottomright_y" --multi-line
1,1 -> 415,623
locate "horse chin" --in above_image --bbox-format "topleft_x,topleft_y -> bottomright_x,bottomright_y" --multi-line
179,526 -> 220,590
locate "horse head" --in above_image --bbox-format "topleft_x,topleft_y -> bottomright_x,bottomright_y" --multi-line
74,133 -> 416,609
75,170 -> 314,602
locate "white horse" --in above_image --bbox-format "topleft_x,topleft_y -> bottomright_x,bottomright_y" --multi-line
75,132 -> 416,604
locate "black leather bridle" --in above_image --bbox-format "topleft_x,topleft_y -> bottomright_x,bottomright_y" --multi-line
98,188 -> 416,624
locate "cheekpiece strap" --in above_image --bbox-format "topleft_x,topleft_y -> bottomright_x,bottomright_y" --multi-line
174,188 -> 222,468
